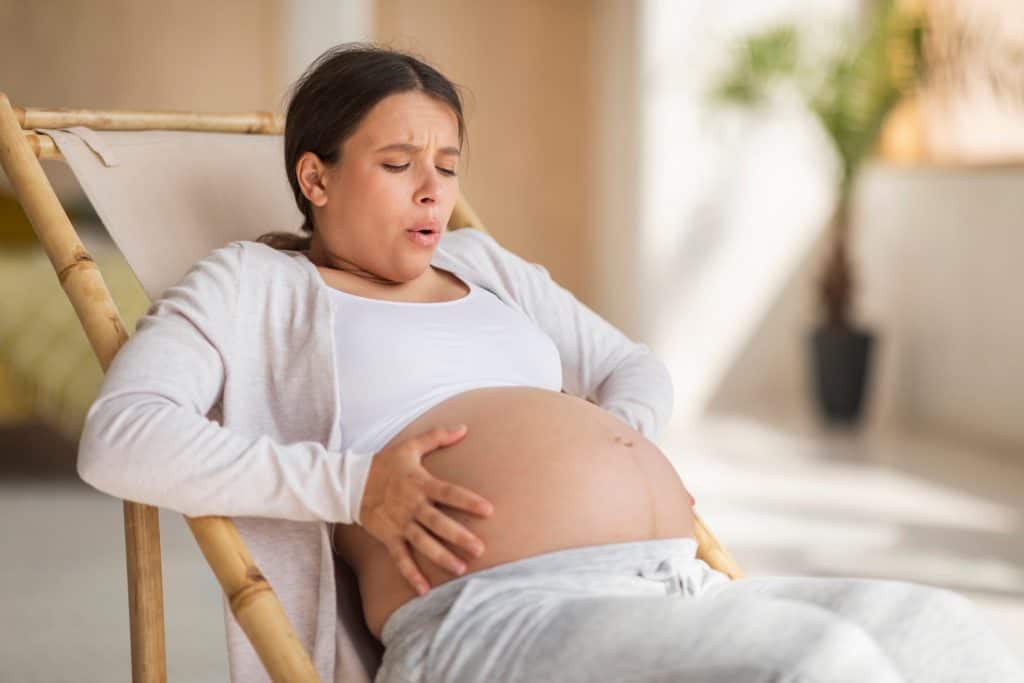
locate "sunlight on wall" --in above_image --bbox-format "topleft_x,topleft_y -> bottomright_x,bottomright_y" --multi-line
638,0 -> 855,426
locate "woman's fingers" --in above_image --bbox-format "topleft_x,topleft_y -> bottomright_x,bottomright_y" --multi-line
412,424 -> 468,459
424,476 -> 493,517
369,425 -> 488,592
403,519 -> 467,576
414,501 -> 486,559
386,538 -> 431,596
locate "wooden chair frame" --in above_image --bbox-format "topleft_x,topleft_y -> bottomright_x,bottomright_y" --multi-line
0,93 -> 744,683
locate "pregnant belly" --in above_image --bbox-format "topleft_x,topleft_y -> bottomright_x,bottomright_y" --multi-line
332,386 -> 696,641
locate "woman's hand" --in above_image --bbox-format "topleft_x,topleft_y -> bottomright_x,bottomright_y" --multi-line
359,424 -> 494,595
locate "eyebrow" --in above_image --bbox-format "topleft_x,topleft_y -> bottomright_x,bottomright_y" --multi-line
374,142 -> 461,157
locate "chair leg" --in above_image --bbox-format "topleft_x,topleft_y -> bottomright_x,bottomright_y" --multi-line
187,517 -> 322,681
123,502 -> 168,682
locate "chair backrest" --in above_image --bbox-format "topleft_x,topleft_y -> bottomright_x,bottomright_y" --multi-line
40,127 -> 303,301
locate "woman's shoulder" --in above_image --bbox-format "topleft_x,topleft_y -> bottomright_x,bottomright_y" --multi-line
439,227 -> 540,285
437,227 -> 508,269
216,239 -> 313,281
168,239 -> 310,304
234,238 -> 306,264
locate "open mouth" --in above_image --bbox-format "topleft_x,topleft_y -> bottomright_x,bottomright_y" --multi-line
409,220 -> 441,235
407,228 -> 440,246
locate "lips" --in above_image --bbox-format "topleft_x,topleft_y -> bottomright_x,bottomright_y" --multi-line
408,220 -> 441,234
408,230 -> 440,247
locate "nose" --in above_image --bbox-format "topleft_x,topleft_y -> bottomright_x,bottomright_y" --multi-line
414,167 -> 442,206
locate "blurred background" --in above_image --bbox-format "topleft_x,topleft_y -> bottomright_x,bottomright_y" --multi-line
1,0 -> 1022,680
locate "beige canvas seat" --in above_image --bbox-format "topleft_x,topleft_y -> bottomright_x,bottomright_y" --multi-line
0,94 -> 744,682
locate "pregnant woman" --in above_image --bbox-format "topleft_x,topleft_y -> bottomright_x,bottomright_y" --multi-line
78,44 -> 1023,683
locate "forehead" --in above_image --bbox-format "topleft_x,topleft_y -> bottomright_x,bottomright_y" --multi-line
353,91 -> 459,148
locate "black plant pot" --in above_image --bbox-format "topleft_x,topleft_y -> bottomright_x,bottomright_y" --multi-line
808,324 -> 876,426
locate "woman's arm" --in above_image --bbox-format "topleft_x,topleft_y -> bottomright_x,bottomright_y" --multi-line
458,230 -> 675,441
77,242 -> 373,523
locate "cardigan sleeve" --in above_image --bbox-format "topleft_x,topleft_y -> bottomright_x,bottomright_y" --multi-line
76,241 -> 373,524
463,229 -> 675,441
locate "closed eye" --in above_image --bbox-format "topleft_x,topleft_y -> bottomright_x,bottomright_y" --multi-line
382,163 -> 457,177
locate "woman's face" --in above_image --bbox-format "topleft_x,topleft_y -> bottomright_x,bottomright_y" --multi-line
298,90 -> 461,284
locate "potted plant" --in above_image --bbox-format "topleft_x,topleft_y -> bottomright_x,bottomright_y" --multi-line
707,0 -> 927,426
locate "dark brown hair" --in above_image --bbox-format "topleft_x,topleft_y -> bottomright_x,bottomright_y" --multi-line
256,43 -> 468,251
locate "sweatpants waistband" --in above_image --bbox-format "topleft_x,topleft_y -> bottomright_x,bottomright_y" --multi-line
380,536 -> 700,646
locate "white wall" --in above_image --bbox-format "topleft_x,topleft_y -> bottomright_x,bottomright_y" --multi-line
856,163 -> 1024,449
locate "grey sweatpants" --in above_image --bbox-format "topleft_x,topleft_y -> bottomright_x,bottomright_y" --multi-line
375,537 -> 1023,683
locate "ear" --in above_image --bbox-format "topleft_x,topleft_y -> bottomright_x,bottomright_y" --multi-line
296,151 -> 330,207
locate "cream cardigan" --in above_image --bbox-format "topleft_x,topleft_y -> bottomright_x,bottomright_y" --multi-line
77,227 -> 675,682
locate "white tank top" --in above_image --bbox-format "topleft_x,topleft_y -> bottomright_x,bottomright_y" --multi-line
329,270 -> 563,454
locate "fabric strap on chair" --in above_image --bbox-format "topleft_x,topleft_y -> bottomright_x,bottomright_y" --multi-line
37,127 -> 303,301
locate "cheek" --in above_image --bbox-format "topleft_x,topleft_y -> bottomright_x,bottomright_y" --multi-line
365,171 -> 407,202
335,171 -> 395,212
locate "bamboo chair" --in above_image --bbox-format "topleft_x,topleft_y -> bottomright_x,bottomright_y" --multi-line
0,93 -> 745,683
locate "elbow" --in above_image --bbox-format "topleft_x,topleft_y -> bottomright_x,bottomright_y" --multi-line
76,393 -> 170,506
648,347 -> 674,391
658,357 -> 675,430
638,349 -> 675,438
76,400 -> 124,498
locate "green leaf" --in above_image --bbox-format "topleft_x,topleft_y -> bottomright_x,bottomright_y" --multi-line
708,0 -> 927,191
708,25 -> 801,108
